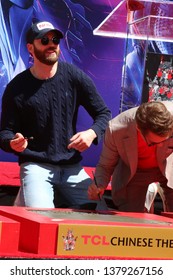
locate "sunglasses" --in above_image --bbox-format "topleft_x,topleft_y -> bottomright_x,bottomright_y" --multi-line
41,37 -> 60,46
143,134 -> 173,147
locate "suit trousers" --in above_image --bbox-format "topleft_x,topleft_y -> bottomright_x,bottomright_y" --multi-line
113,167 -> 173,213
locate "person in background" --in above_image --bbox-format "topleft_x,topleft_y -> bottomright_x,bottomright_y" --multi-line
0,21 -> 111,209
88,101 -> 173,212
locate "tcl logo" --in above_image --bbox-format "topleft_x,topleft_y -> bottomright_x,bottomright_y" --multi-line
81,235 -> 110,245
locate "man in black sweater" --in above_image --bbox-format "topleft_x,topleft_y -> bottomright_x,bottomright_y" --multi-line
0,21 -> 111,209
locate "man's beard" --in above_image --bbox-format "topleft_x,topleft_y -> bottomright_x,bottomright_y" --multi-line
33,45 -> 59,65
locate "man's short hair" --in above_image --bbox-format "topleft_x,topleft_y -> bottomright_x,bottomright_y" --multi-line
135,101 -> 173,136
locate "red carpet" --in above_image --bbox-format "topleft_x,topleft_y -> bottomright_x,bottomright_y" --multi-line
0,162 -> 20,186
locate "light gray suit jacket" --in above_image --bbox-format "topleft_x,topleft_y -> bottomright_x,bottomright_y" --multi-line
95,101 -> 173,199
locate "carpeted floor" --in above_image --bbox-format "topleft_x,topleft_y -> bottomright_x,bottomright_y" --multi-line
0,162 -> 20,186
0,162 -> 19,206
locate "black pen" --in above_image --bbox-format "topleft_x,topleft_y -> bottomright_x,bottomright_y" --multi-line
24,136 -> 34,140
92,170 -> 101,200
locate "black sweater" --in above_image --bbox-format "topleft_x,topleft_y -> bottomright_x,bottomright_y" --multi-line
0,62 -> 111,165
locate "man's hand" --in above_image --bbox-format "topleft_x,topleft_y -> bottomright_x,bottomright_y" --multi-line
88,182 -> 105,200
10,132 -> 28,152
67,129 -> 97,152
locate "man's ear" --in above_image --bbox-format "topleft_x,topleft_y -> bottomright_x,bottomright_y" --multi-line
27,43 -> 34,56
